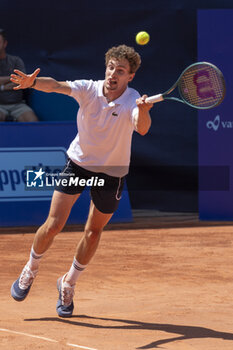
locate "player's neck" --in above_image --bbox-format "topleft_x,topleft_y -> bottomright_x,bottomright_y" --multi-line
103,85 -> 127,103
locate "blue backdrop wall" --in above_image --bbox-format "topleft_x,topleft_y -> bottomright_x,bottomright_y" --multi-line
1,0 -> 233,213
198,9 -> 233,220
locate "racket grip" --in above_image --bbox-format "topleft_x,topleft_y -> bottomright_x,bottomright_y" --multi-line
145,94 -> 164,104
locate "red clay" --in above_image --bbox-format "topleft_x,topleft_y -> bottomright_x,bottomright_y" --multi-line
1,215 -> 233,349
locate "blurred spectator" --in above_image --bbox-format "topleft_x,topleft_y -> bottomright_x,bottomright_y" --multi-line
0,28 -> 38,122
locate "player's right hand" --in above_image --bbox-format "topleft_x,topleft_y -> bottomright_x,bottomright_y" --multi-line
10,68 -> 40,90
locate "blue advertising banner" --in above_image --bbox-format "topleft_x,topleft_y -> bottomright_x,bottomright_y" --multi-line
0,123 -> 132,226
198,10 -> 233,220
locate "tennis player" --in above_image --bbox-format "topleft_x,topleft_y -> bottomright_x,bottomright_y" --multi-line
10,44 -> 153,317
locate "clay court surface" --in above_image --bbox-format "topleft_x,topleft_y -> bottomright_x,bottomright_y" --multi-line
1,213 -> 233,350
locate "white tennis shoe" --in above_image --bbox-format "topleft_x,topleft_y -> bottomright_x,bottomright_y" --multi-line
56,274 -> 75,317
11,263 -> 38,301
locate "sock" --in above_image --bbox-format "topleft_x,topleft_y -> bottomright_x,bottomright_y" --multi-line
65,257 -> 87,286
28,246 -> 43,271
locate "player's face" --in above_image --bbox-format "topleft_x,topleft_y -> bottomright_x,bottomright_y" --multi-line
104,58 -> 135,95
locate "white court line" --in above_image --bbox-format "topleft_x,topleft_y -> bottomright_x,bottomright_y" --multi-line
0,328 -> 98,350
0,328 -> 57,343
67,343 -> 98,350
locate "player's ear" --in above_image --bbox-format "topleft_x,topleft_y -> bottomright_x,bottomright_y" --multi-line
128,73 -> 135,82
4,39 -> 7,49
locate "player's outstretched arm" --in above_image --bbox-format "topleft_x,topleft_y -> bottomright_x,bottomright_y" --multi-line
134,95 -> 153,135
10,69 -> 71,96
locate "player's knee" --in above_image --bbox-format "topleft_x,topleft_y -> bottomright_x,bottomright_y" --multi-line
84,228 -> 102,245
45,218 -> 64,237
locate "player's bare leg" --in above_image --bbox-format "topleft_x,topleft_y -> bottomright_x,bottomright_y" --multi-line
11,190 -> 80,302
56,200 -> 113,317
33,191 -> 80,255
74,200 -> 113,265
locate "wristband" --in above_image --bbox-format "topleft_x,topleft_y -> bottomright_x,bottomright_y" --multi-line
30,79 -> 37,88
0,84 -> 4,91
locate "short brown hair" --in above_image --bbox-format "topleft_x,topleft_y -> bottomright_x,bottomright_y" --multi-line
105,44 -> 141,73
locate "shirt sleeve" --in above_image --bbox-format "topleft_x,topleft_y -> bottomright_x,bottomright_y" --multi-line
66,79 -> 94,104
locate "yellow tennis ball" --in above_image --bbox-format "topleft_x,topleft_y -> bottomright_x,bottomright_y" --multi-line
136,31 -> 150,45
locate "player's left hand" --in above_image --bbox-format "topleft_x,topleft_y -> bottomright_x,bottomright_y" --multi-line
136,95 -> 153,111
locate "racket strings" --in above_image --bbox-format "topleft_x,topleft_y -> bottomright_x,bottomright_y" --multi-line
179,64 -> 225,108
181,68 -> 222,106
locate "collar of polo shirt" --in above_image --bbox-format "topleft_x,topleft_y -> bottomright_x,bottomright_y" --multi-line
98,80 -> 130,106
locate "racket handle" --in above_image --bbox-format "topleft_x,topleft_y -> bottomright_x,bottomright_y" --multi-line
145,94 -> 164,104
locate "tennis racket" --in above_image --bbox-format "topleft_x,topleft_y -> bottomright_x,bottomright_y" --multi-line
145,62 -> 226,109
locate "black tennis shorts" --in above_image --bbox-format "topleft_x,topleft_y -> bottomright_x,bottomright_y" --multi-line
55,158 -> 125,214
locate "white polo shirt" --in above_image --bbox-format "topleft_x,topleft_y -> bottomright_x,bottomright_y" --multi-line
66,79 -> 140,177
